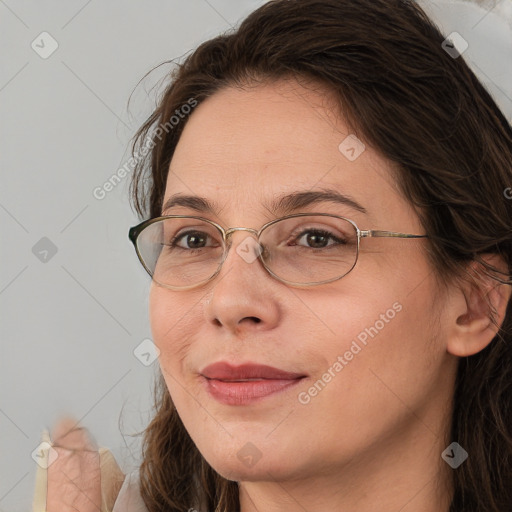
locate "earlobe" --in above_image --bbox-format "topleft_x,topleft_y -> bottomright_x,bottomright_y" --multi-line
446,255 -> 511,358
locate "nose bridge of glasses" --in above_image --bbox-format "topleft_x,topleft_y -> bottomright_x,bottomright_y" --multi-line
224,226 -> 260,245
222,226 -> 265,264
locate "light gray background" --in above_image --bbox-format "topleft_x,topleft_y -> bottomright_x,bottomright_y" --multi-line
1,1 -> 510,511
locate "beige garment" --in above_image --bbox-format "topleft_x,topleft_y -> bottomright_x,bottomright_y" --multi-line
32,429 -> 126,512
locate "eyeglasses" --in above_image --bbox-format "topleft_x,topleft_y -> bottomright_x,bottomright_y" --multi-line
128,213 -> 428,290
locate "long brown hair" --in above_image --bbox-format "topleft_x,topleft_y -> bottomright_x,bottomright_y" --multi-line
128,1 -> 512,510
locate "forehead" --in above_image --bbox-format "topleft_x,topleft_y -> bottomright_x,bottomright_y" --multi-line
164,79 -> 410,227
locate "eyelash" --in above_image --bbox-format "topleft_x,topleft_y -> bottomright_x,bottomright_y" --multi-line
290,228 -> 347,248
168,227 -> 347,251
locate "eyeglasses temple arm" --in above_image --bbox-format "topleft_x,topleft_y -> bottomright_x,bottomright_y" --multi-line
360,230 -> 428,238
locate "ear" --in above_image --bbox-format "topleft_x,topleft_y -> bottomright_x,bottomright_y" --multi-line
446,254 -> 511,358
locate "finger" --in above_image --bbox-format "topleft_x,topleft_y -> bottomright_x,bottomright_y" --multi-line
47,416 -> 101,512
51,416 -> 98,451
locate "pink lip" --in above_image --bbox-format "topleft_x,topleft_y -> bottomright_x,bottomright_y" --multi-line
200,362 -> 307,406
201,362 -> 305,380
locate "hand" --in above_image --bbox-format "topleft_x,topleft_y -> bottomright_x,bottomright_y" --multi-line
46,416 -> 103,512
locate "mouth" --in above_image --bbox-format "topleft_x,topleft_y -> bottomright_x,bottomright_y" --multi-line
200,361 -> 306,380
214,378 -> 273,382
200,362 -> 307,405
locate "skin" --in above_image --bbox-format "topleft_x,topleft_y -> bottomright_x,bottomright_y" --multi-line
45,416 -> 124,511
149,78 -> 489,512
45,79 -> 510,511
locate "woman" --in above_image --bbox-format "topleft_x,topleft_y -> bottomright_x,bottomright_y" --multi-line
35,0 -> 512,510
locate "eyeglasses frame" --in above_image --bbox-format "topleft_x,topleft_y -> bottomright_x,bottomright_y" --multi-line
129,213 -> 428,290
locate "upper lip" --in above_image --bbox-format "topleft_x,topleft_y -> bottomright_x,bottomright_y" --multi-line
201,362 -> 306,381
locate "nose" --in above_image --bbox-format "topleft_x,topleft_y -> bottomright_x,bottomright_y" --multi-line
221,229 -> 265,277
205,230 -> 281,333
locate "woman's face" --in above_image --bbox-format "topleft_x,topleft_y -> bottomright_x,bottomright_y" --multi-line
149,79 -> 456,484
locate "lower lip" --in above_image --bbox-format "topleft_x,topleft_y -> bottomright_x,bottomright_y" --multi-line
202,377 -> 304,405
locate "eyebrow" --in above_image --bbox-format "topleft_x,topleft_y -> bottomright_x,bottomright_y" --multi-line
161,188 -> 367,216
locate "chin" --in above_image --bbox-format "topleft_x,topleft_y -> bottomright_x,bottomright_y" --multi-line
201,446 -> 303,483
210,461 -> 285,483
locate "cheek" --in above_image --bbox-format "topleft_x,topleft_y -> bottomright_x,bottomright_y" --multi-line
315,264 -> 443,385
290,296 -> 444,461
148,285 -> 169,349
148,286 -> 200,411
149,285 -> 195,369
324,284 -> 443,413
